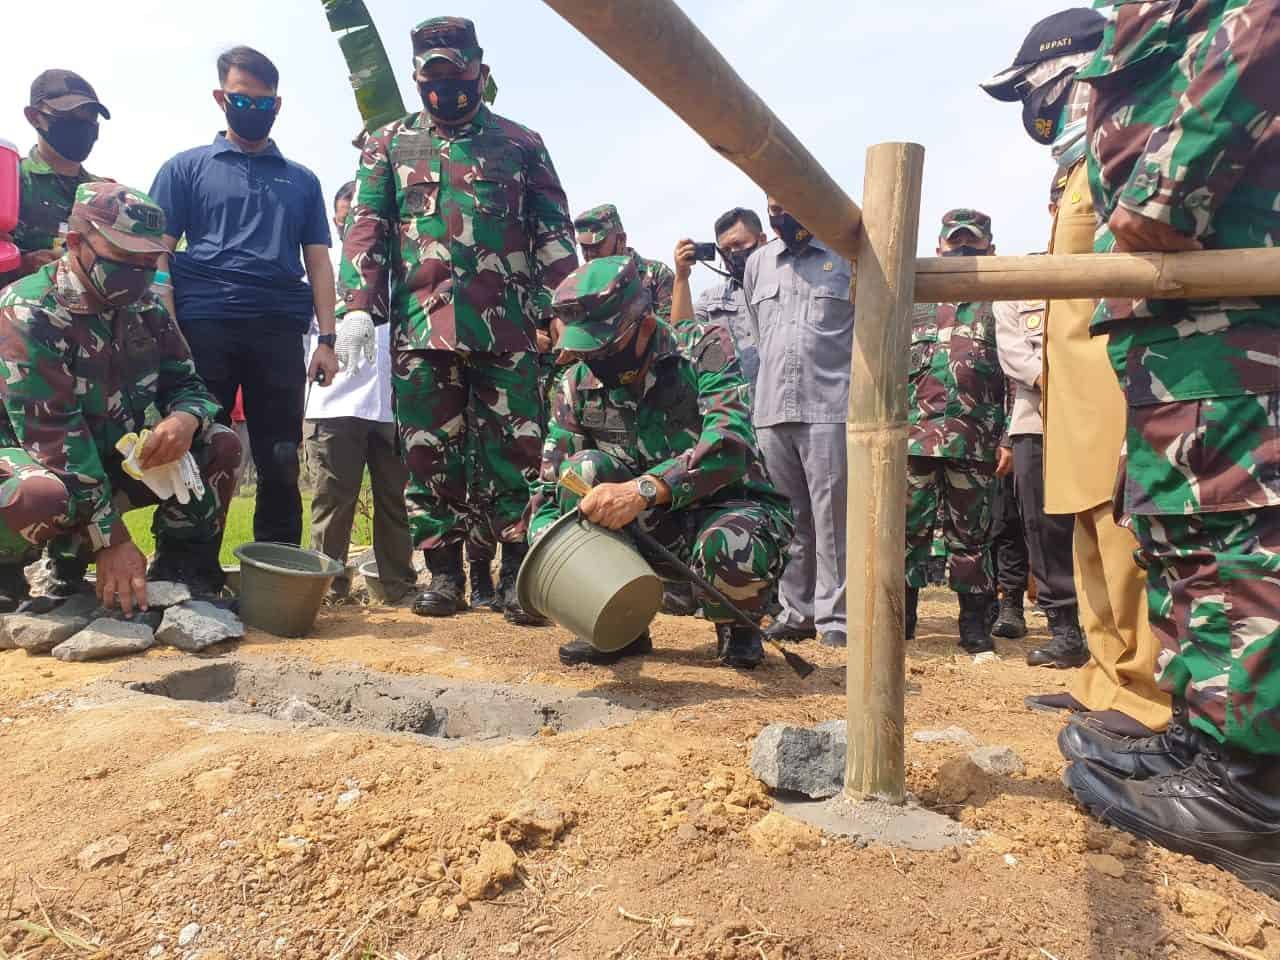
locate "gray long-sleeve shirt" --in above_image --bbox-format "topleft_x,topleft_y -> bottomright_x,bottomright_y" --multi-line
743,237 -> 854,428
994,299 -> 1046,437
694,280 -> 759,390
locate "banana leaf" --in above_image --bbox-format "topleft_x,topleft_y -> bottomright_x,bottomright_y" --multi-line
322,0 -> 408,133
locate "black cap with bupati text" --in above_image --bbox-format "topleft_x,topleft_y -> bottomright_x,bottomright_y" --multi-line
980,8 -> 1107,102
29,69 -> 111,119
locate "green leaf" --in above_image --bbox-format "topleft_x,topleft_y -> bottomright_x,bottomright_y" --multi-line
320,0 -> 408,132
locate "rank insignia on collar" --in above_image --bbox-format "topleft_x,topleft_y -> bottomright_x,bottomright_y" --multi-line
823,262 -> 834,272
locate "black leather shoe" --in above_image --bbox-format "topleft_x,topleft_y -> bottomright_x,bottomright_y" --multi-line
1027,606 -> 1089,668
957,592 -> 996,653
1077,709 -> 1159,739
559,630 -> 653,666
1058,704 -> 1195,779
1025,691 -> 1087,713
413,544 -> 468,618
499,541 -> 550,626
991,592 -> 1027,639
1064,745 -> 1280,898
717,624 -> 764,670
661,581 -> 700,616
764,619 -> 816,643
149,541 -> 226,597
0,564 -> 29,613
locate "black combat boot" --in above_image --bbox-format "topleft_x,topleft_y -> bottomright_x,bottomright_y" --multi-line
149,541 -> 226,597
1027,606 -> 1090,668
0,564 -> 29,613
559,630 -> 652,666
499,541 -> 550,627
661,581 -> 700,616
1058,701 -> 1195,779
47,555 -> 90,599
717,623 -> 765,670
905,586 -> 919,641
957,592 -> 996,653
413,543 -> 467,617
466,543 -> 499,611
991,590 -> 1027,639
1065,738 -> 1280,897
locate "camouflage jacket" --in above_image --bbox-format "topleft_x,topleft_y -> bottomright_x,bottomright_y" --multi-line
1080,0 -> 1280,404
908,301 -> 1005,461
631,249 -> 675,321
0,146 -> 100,289
338,106 -> 579,354
528,322 -> 783,540
0,260 -> 221,550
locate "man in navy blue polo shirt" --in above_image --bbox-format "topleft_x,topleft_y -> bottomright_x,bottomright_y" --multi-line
150,46 -> 337,550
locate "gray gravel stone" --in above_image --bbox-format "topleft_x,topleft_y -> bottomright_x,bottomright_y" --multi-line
156,601 -> 244,652
969,745 -> 1026,776
912,726 -> 978,746
750,720 -> 847,799
146,581 -> 192,609
4,594 -> 99,654
52,619 -> 156,662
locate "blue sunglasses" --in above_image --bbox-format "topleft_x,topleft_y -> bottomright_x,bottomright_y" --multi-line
224,92 -> 278,111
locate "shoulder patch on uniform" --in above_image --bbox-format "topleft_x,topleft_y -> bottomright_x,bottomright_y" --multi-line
694,335 -> 730,374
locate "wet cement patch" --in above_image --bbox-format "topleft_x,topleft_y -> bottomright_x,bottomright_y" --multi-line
113,658 -> 650,745
775,794 -> 978,851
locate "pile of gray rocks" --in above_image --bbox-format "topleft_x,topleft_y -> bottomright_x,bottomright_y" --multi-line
0,581 -> 244,663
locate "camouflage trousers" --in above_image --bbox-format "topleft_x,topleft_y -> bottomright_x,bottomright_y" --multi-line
906,455 -> 996,593
552,451 -> 794,623
0,424 -> 241,564
1123,392 -> 1280,753
393,350 -> 543,552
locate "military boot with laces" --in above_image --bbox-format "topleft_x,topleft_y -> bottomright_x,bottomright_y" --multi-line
1027,605 -> 1090,668
991,591 -> 1027,639
413,543 -> 467,618
1058,701 -> 1195,779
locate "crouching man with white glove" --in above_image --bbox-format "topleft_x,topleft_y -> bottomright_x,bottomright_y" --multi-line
0,182 -> 245,615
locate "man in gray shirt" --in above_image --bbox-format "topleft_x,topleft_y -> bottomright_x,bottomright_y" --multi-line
743,198 -> 853,647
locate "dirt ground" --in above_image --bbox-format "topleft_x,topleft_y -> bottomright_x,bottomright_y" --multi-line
1,589 -> 1276,960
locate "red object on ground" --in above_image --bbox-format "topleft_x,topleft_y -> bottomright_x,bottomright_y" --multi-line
231,388 -> 246,424
0,139 -> 20,273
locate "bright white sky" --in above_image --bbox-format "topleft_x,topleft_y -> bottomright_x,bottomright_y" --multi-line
6,0 -> 1075,297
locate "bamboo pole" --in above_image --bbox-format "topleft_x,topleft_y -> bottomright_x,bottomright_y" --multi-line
540,0 -> 863,262
912,247 -> 1280,304
845,143 -> 925,804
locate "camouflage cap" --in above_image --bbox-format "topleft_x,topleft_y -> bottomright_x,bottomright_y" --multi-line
574,204 -> 624,246
939,209 -> 993,243
554,255 -> 652,353
412,17 -> 483,71
70,182 -> 168,255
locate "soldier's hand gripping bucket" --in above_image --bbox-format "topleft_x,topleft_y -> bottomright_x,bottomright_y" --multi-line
233,542 -> 345,637
516,511 -> 663,652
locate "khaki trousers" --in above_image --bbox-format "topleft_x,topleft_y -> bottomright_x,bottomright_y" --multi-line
1069,502 -> 1171,731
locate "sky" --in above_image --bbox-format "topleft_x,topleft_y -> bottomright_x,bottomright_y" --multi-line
5,0 -> 1076,297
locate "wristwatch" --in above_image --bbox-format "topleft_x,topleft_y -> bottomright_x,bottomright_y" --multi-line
636,476 -> 661,508
317,333 -> 337,348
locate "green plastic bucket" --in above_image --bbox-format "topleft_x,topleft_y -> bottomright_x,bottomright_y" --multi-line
517,512 -> 663,652
233,542 -> 344,638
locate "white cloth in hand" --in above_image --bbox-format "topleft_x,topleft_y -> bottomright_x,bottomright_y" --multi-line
335,310 -> 376,373
115,431 -> 206,505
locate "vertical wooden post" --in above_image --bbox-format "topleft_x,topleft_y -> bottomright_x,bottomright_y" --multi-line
845,142 -> 925,803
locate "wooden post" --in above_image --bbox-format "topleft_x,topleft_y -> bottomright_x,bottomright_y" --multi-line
845,142 -> 925,804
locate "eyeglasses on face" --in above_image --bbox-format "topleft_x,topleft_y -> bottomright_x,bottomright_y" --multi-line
223,92 -> 278,111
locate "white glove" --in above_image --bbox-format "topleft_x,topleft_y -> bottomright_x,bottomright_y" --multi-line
335,310 -> 376,373
115,431 -> 205,505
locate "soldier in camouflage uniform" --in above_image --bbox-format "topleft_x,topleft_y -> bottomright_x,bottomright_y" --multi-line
0,70 -> 111,290
1058,0 -> 1280,892
335,17 -> 578,625
0,183 -> 240,615
573,204 -> 675,320
529,255 -> 793,669
906,210 -> 1005,653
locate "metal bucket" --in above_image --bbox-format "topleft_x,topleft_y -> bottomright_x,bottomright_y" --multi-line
233,542 -> 344,638
517,512 -> 663,652
359,559 -> 391,604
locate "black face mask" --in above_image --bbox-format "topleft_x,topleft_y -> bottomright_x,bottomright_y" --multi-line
769,212 -> 811,252
1020,71 -> 1073,145
583,323 -> 646,390
419,76 -> 483,124
225,103 -> 278,143
939,245 -> 991,259
722,244 -> 759,282
41,114 -> 98,163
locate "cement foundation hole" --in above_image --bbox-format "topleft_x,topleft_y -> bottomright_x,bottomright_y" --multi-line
127,660 -> 648,743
